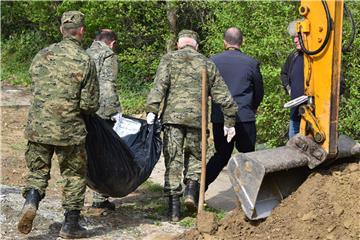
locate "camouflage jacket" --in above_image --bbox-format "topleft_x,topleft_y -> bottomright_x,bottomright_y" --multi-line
86,41 -> 121,119
146,46 -> 237,128
25,36 -> 99,146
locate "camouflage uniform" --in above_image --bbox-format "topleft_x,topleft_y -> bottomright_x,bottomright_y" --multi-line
87,40 -> 121,119
86,40 -> 121,204
146,30 -> 237,196
23,17 -> 99,210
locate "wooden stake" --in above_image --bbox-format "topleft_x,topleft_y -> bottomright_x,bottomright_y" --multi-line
198,67 -> 207,213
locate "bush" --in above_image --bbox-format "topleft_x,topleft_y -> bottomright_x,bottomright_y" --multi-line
1,1 -> 359,144
1,30 -> 47,86
201,1 -> 298,146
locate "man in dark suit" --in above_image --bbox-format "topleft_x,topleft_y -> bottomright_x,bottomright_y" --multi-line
281,20 -> 345,139
206,27 -> 264,190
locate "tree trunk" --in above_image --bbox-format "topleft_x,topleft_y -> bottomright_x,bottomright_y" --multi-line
166,1 -> 178,52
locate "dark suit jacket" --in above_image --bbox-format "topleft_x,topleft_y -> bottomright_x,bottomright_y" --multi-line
211,49 -> 264,123
280,50 -> 346,121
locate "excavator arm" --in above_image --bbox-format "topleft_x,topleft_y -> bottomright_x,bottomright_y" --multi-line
228,0 -> 360,220
298,0 -> 343,160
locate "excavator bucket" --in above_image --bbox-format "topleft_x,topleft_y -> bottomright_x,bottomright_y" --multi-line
228,134 -> 360,220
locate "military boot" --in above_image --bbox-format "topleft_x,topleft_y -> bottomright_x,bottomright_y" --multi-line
92,200 -> 115,211
18,188 -> 41,234
184,180 -> 199,212
59,210 -> 89,239
168,195 -> 180,222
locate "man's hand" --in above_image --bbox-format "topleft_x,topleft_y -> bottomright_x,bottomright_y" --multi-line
147,112 -> 156,124
111,113 -> 123,123
224,126 -> 236,143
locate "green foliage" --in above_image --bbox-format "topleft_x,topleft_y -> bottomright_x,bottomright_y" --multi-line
1,30 -> 47,86
202,1 -> 298,145
179,216 -> 196,228
139,180 -> 163,193
178,205 -> 226,228
339,1 -> 360,140
1,0 -> 359,144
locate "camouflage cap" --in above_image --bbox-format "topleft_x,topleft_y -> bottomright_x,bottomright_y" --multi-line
61,11 -> 85,29
178,29 -> 199,43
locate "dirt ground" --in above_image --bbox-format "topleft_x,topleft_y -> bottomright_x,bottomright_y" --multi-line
0,84 -> 185,239
2,83 -> 359,240
178,161 -> 360,240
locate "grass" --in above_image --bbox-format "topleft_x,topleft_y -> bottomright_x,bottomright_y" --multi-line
125,180 -> 228,227
9,142 -> 27,151
1,60 -> 31,86
121,180 -> 167,221
138,180 -> 163,193
178,203 -> 227,228
179,216 -> 196,228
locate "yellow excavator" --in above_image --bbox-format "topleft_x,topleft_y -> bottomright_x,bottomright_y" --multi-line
228,0 -> 359,220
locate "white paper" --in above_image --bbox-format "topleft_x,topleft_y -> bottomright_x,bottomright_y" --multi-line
113,117 -> 142,138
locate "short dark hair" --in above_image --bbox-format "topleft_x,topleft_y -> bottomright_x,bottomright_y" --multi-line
224,27 -> 243,46
98,30 -> 117,44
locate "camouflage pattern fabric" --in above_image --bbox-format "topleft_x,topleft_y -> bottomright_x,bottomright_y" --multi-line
178,29 -> 199,42
146,45 -> 237,128
92,191 -> 108,203
61,11 -> 84,29
25,36 -> 99,146
163,125 -> 202,196
23,141 -> 87,211
87,41 -> 121,119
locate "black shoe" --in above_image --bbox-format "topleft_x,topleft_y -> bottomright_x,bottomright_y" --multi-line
184,180 -> 199,212
91,200 -> 115,211
18,189 -> 41,234
168,195 -> 180,222
59,210 -> 89,239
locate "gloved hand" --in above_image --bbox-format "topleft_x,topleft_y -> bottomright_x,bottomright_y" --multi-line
224,126 -> 236,143
111,113 -> 123,123
286,85 -> 291,96
146,112 -> 156,124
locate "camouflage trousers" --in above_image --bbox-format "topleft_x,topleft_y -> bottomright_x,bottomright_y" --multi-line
23,141 -> 87,211
163,124 -> 201,196
92,191 -> 108,203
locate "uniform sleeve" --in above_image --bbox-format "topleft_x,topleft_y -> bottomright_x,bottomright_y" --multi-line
146,55 -> 171,114
80,59 -> 99,114
252,62 -> 264,111
98,55 -> 122,117
209,65 -> 237,127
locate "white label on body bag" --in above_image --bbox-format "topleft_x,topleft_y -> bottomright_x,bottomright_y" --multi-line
113,117 -> 142,138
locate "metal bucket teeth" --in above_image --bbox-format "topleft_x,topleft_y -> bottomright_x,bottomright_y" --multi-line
228,147 -> 309,220
227,134 -> 359,220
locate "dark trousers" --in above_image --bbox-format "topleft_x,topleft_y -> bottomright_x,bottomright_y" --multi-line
206,122 -> 256,189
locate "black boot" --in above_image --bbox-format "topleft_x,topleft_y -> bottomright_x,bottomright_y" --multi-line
91,200 -> 115,211
184,180 -> 199,212
168,195 -> 180,222
59,210 -> 89,239
18,188 -> 41,234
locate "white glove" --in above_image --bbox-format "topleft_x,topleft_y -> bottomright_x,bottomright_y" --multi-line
111,113 -> 123,123
147,112 -> 156,124
286,85 -> 291,96
224,126 -> 236,143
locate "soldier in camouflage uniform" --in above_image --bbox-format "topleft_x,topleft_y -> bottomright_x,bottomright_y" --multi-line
86,30 -> 121,210
146,30 -> 237,221
18,11 -> 99,239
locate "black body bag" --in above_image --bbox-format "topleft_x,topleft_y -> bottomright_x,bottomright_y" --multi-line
84,114 -> 162,197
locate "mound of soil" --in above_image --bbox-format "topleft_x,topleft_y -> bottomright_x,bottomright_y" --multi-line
179,161 -> 360,240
